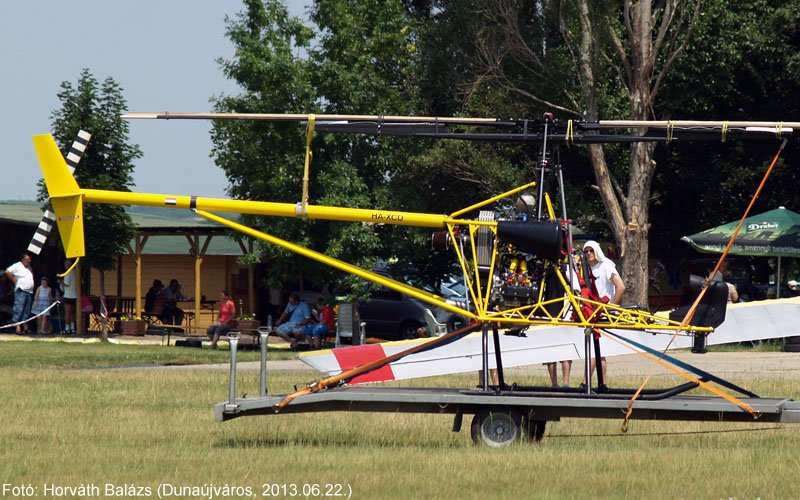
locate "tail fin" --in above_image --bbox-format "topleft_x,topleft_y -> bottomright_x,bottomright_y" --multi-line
27,130 -> 91,255
32,134 -> 85,258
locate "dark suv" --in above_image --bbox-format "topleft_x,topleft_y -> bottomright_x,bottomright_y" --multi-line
358,286 -> 427,340
686,257 -> 789,302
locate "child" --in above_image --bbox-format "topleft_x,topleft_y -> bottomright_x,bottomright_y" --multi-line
301,298 -> 336,349
31,277 -> 53,334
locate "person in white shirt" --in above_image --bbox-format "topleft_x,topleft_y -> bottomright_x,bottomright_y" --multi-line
583,241 -> 625,386
5,253 -> 35,333
59,259 -> 78,334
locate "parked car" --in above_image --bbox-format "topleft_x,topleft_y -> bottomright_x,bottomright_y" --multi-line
686,257 -> 791,302
430,275 -> 473,332
357,285 -> 428,341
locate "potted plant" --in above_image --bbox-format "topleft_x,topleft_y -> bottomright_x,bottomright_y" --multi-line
119,315 -> 147,336
231,313 -> 259,331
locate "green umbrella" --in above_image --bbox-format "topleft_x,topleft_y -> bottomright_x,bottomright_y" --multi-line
682,207 -> 800,297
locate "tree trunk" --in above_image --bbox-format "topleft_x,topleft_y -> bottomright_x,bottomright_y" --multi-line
618,0 -> 657,307
470,0 -> 699,306
620,141 -> 656,306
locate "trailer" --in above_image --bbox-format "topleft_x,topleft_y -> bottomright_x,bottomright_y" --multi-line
214,334 -> 800,447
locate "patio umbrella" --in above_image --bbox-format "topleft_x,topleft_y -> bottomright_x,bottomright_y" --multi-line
681,207 -> 800,298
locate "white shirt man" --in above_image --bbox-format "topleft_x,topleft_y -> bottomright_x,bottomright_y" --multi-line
5,253 -> 34,332
582,241 -> 626,389
583,240 -> 625,304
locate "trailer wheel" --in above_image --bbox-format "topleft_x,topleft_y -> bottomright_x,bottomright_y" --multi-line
470,408 -> 522,447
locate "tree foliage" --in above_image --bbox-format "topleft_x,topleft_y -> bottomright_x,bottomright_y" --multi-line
652,0 -> 800,257
212,0 -> 450,290
211,0 -> 800,296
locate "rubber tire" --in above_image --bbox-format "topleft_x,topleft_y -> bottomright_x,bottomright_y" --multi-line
446,314 -> 467,333
784,343 -> 800,353
470,408 -> 522,447
399,321 -> 419,340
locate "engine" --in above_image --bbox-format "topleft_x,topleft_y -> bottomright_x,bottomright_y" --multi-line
432,202 -> 565,310
491,246 -> 542,308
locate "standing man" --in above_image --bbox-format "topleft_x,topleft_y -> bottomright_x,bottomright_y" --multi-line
60,259 -> 77,334
583,241 -> 626,387
5,253 -> 35,333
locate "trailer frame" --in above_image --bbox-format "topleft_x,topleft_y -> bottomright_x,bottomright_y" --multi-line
214,333 -> 800,446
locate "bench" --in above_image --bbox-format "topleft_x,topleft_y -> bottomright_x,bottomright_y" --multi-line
229,326 -> 322,350
142,296 -> 196,343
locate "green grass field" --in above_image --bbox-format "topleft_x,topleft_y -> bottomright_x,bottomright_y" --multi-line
1,341 -> 798,499
0,340 -> 295,369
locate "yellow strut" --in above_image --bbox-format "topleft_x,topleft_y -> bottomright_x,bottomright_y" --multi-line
194,209 -> 474,320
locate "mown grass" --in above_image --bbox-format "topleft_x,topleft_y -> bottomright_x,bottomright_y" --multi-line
709,340 -> 786,352
0,340 -> 295,369
1,344 -> 799,498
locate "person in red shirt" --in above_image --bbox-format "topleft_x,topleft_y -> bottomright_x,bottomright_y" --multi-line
300,298 -> 336,349
207,290 -> 235,350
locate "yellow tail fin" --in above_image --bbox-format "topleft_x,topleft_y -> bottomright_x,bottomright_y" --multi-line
32,134 -> 85,258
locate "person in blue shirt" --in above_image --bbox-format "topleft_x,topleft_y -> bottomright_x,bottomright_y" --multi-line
274,291 -> 312,349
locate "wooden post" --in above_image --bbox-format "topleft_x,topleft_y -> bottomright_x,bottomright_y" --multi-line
193,235 -> 201,334
187,233 -> 213,334
76,262 -> 83,334
130,235 -> 148,318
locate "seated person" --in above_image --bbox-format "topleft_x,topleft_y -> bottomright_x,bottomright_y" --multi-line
144,279 -> 164,313
274,292 -> 312,349
298,298 -> 336,349
206,290 -> 235,350
160,279 -> 185,327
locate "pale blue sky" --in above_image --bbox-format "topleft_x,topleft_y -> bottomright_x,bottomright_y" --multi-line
1,0 -> 308,201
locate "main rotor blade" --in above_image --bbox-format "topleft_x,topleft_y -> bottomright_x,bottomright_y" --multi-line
122,111 -> 511,126
600,119 -> 800,128
123,112 -> 795,142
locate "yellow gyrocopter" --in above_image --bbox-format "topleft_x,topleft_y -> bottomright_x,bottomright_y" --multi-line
32,113 -> 795,419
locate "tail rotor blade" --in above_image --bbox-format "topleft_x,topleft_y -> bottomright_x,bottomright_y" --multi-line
26,209 -> 56,255
65,129 -> 91,173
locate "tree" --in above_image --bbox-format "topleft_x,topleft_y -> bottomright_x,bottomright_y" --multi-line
212,0 -> 430,291
440,0 -> 703,304
650,0 -> 800,257
212,1 -> 800,304
43,68 -> 140,339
